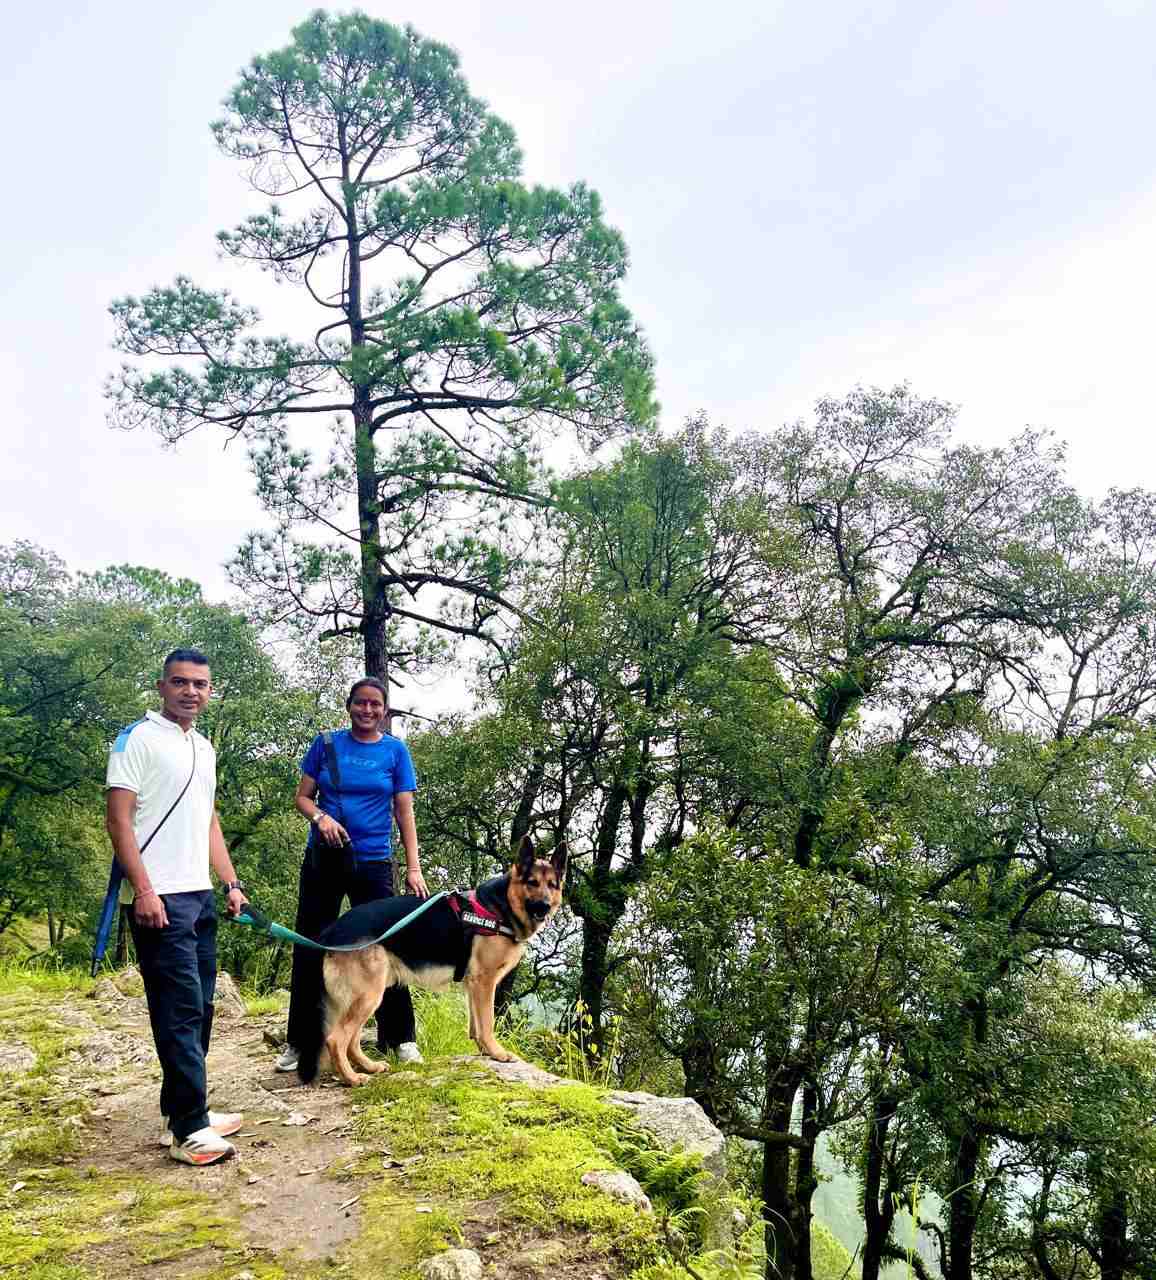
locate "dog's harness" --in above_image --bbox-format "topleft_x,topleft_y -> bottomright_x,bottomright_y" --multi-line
448,889 -> 517,940
446,889 -> 517,980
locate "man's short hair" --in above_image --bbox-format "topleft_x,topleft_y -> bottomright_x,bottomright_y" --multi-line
163,648 -> 210,672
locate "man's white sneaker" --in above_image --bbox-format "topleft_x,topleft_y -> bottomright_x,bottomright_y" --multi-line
170,1125 -> 236,1166
396,1041 -> 424,1064
275,1046 -> 300,1073
158,1110 -> 243,1147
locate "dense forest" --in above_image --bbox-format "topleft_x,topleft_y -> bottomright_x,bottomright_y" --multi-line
7,392 -> 1156,1280
7,11 -> 1156,1280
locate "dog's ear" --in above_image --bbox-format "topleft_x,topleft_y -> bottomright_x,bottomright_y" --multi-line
514,834 -> 535,879
550,841 -> 568,881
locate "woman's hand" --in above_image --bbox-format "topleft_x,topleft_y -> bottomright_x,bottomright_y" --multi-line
406,866 -> 429,898
317,813 -> 351,847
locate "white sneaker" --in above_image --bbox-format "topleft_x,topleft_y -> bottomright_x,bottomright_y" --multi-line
170,1125 -> 236,1166
395,1041 -> 423,1064
158,1110 -> 243,1147
275,1046 -> 299,1073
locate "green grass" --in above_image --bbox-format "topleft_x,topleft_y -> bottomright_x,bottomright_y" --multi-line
0,957 -> 91,998
242,991 -> 285,1018
410,987 -> 475,1058
14,1266 -> 94,1280
403,992 -> 860,1280
0,973 -> 862,1280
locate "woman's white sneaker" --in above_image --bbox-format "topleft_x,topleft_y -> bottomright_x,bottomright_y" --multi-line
275,1046 -> 300,1072
395,1042 -> 423,1064
170,1125 -> 236,1166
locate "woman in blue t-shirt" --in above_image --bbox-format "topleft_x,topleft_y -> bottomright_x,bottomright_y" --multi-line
276,677 -> 428,1072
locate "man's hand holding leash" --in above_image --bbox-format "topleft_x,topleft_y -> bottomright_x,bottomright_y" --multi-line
225,885 -> 249,918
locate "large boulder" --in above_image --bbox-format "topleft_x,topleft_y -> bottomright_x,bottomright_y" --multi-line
608,1091 -> 727,1179
474,1055 -> 733,1245
474,1060 -> 729,1181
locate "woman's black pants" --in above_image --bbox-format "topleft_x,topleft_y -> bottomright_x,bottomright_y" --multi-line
285,852 -> 417,1051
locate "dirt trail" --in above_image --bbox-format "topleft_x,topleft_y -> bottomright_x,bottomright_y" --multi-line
61,980 -> 377,1267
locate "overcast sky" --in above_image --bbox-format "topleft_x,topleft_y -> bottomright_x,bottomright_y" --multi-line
5,0 -> 1156,631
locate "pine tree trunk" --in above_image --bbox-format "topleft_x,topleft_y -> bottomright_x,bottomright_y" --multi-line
343,135 -> 390,703
355,400 -> 389,694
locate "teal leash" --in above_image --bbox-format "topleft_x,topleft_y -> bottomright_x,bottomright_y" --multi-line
229,890 -> 450,952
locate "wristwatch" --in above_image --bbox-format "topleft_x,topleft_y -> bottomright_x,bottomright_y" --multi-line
310,810 -> 327,825
225,880 -> 245,893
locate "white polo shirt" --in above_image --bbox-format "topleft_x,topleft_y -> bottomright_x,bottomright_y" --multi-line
106,710 -> 217,899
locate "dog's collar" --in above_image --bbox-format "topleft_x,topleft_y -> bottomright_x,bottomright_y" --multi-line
450,889 -> 517,940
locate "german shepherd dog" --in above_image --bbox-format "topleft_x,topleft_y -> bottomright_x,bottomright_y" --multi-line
297,836 -> 566,1086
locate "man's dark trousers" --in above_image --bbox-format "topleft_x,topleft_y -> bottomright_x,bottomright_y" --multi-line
130,890 -> 216,1142
286,853 -> 416,1052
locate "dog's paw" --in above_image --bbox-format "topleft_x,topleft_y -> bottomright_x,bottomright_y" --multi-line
363,1061 -> 388,1074
483,1046 -> 519,1064
343,1071 -> 370,1087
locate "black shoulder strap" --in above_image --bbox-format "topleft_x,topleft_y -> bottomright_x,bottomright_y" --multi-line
322,731 -> 347,827
140,735 -> 197,853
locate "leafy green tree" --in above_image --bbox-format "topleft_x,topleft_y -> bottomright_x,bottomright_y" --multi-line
883,480 -> 1156,1280
996,976 -> 1156,1280
719,389 -> 1091,1280
408,710 -> 541,885
0,546 -> 146,938
0,549 -> 323,971
483,424 -> 777,1042
617,388 -> 1156,1280
107,10 -> 655,694
883,716 -> 1156,1280
634,827 -> 920,1280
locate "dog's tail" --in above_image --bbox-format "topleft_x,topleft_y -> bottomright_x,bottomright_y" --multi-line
295,955 -> 328,1085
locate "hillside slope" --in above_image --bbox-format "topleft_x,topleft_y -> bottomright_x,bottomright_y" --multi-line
0,967 -> 863,1280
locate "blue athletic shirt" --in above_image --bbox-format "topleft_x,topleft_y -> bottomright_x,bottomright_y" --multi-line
300,730 -> 418,861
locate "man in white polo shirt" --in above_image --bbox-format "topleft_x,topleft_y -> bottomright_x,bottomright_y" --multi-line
106,648 -> 248,1166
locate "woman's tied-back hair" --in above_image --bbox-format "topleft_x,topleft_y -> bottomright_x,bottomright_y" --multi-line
346,676 -> 388,709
